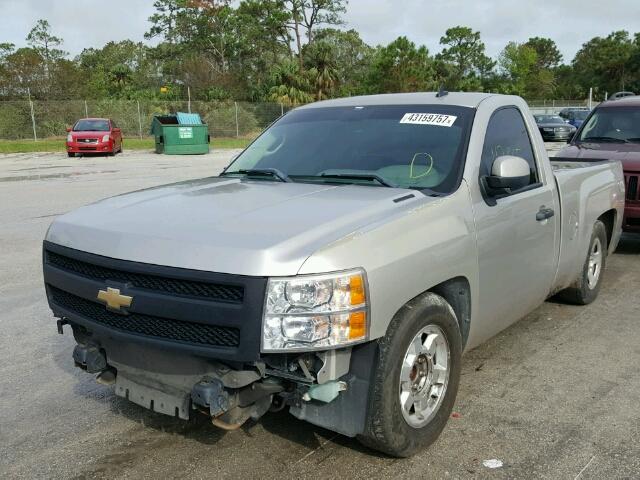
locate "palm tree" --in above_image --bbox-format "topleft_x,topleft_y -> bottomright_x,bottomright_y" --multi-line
267,60 -> 313,106
109,64 -> 131,89
307,42 -> 338,100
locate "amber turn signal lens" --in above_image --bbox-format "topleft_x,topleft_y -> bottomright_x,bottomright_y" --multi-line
349,274 -> 366,306
348,311 -> 367,340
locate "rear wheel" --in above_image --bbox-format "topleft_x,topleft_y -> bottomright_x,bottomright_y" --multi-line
67,152 -> 75,158
557,220 -> 607,305
358,292 -> 462,457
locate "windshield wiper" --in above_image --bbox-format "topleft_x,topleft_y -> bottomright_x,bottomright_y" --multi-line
222,168 -> 292,183
581,136 -> 628,143
319,173 -> 398,188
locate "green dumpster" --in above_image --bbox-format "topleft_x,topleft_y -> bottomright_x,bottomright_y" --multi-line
151,112 -> 210,155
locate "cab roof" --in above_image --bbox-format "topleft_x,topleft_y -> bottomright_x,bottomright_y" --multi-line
295,92 -> 498,110
600,96 -> 640,108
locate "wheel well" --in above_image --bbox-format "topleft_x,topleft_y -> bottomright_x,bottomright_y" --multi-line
598,209 -> 616,249
429,277 -> 471,348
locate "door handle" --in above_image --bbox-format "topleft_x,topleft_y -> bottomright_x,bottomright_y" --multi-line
536,206 -> 555,221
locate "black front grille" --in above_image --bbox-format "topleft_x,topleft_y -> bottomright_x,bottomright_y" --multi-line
43,241 -> 267,361
626,175 -> 638,201
46,250 -> 244,303
49,286 -> 240,348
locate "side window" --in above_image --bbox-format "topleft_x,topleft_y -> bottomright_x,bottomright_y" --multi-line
480,107 -> 539,185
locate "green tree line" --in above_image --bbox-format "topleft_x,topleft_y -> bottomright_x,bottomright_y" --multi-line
1,1 -> 640,105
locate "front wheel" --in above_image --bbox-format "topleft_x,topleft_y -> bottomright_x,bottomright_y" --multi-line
358,292 -> 462,457
557,219 -> 608,305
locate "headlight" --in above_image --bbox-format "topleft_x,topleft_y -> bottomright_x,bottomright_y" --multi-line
66,133 -> 73,142
102,134 -> 110,142
262,269 -> 369,351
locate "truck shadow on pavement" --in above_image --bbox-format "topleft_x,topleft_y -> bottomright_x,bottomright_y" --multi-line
614,233 -> 640,255
105,387 -> 371,455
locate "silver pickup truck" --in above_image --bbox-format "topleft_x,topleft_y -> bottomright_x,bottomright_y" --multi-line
43,92 -> 624,457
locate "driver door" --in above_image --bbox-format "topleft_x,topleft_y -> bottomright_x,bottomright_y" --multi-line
473,107 -> 558,338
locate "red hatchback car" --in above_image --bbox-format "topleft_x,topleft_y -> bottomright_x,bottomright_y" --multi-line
66,118 -> 123,157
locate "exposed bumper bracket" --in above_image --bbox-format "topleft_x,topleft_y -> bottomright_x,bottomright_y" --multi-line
72,344 -> 106,373
191,378 -> 230,417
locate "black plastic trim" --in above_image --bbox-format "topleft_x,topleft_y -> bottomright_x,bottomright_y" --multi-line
393,194 -> 415,203
550,157 -> 610,163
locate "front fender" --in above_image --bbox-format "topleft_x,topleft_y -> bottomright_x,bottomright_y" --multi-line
298,183 -> 479,343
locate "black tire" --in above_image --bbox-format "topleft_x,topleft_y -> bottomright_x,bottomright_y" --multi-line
67,152 -> 75,158
557,220 -> 607,305
358,292 -> 462,457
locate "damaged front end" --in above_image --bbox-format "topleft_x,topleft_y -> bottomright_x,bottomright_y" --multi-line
70,323 -> 376,436
43,242 -> 375,436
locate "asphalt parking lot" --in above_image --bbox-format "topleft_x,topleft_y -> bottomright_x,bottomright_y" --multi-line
1,146 -> 639,479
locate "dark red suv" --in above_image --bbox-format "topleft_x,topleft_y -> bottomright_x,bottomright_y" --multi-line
559,96 -> 640,232
66,118 -> 123,157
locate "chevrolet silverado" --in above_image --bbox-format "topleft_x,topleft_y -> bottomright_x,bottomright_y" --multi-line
43,92 -> 624,457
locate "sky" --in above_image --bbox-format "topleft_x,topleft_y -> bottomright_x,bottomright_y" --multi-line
1,0 -> 639,62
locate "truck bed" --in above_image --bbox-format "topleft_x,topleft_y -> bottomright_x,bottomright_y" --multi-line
550,157 -> 611,171
551,157 -> 623,290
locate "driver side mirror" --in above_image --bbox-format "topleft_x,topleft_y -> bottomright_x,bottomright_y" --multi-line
66,127 -> 72,132
484,155 -> 531,195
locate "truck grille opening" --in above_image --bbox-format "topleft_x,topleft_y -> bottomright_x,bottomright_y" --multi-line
626,174 -> 638,201
46,250 -> 244,303
49,286 -> 240,348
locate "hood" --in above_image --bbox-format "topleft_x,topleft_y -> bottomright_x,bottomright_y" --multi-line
46,177 -> 426,276
558,143 -> 640,172
71,131 -> 109,138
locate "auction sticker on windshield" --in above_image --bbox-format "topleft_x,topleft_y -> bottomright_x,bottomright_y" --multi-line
400,113 -> 457,127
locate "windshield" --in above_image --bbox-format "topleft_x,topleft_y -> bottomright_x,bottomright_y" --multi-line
224,105 -> 474,192
578,106 -> 640,143
73,119 -> 110,132
535,115 -> 564,124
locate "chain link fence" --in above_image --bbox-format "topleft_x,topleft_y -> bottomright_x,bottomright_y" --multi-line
0,100 -> 290,141
527,99 -> 593,115
0,98 -> 593,141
